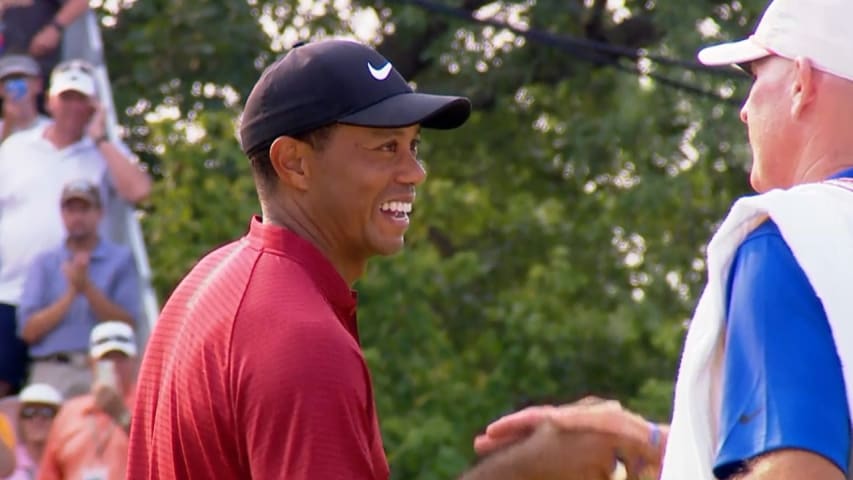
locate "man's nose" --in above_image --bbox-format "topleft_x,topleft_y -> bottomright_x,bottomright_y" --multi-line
399,151 -> 427,186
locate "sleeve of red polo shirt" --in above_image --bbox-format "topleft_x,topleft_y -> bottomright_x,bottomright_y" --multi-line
230,293 -> 386,479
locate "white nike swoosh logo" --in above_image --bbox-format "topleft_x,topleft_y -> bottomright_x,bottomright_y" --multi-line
368,62 -> 392,80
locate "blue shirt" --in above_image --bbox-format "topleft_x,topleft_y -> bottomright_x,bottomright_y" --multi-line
17,238 -> 139,356
714,168 -> 853,478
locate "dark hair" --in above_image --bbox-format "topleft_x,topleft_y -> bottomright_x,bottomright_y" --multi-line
248,124 -> 337,193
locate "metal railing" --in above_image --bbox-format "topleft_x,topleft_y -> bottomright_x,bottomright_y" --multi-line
63,9 -> 160,347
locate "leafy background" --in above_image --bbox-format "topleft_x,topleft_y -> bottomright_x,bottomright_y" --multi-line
99,0 -> 763,476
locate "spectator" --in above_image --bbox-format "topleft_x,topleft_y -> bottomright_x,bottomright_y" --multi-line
0,0 -> 89,86
37,321 -> 136,480
5,383 -> 62,480
19,179 -> 139,398
0,54 -> 50,142
42,60 -> 152,204
0,413 -> 13,477
0,59 -> 150,396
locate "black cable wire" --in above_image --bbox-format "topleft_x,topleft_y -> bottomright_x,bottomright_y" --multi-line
393,0 -> 746,105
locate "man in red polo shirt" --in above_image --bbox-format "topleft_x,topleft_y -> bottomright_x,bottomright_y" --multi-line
128,39 -> 658,480
127,39 -> 470,479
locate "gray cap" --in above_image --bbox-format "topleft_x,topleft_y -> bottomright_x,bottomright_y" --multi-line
0,54 -> 40,80
61,179 -> 101,207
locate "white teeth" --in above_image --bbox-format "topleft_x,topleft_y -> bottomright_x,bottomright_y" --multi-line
380,201 -> 412,213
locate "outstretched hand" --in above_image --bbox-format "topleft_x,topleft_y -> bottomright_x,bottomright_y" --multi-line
475,396 -> 618,454
473,397 -> 667,479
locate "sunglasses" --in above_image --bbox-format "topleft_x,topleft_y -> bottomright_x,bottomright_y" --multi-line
3,77 -> 28,100
20,405 -> 58,420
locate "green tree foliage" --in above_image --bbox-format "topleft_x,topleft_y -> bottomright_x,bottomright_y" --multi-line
101,0 -> 766,477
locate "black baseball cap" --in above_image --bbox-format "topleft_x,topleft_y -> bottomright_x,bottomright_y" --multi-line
239,39 -> 471,156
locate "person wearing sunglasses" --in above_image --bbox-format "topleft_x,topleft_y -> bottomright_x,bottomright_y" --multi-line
3,383 -> 62,480
0,55 -> 50,143
38,321 -> 136,480
0,53 -> 52,400
0,0 -> 89,85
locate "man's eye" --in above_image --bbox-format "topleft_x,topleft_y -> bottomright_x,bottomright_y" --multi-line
410,139 -> 420,155
378,141 -> 397,152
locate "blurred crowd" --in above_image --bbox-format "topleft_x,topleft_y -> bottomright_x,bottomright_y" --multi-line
0,1 -> 150,479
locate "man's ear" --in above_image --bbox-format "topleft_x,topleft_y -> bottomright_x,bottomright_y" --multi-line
791,57 -> 817,118
270,136 -> 312,191
45,94 -> 57,117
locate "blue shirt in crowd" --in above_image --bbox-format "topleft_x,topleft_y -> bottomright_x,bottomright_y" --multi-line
17,238 -> 139,356
714,168 -> 853,478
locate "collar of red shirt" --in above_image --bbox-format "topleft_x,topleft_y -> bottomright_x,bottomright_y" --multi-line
245,216 -> 357,317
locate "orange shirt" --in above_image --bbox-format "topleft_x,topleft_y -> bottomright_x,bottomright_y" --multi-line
38,388 -> 134,480
0,413 -> 13,448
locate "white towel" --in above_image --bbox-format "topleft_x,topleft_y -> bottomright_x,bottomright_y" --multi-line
660,179 -> 853,480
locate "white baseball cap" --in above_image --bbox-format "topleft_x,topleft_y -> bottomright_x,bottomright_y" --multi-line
49,59 -> 97,97
18,383 -> 63,406
89,321 -> 138,359
698,0 -> 853,82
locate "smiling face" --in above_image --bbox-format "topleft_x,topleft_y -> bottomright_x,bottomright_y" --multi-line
303,124 -> 426,261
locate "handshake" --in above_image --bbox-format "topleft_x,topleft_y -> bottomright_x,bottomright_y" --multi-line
465,397 -> 668,480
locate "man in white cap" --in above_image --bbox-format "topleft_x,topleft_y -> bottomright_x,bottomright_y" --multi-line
7,383 -> 63,480
40,59 -> 152,205
473,0 -> 853,479
38,321 -> 136,480
0,59 -> 151,399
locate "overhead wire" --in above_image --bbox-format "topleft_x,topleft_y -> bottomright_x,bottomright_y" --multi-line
392,0 -> 747,106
